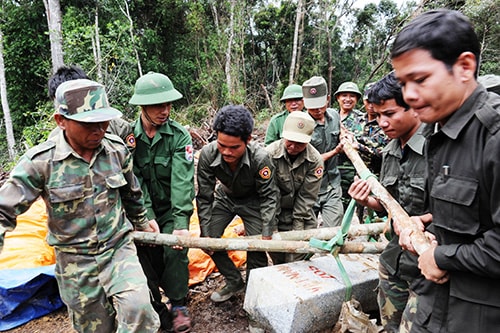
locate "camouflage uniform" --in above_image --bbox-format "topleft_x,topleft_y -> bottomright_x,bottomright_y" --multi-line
49,117 -> 136,153
357,117 -> 389,177
377,124 -> 426,333
266,139 -> 323,263
338,108 -> 365,208
309,108 -> 344,227
197,141 -> 279,284
0,79 -> 159,333
0,133 -> 159,333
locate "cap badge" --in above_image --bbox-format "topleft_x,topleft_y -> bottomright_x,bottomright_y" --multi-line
309,88 -> 317,95
297,121 -> 305,129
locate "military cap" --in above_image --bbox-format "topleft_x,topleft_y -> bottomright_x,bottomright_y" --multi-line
280,84 -> 303,101
282,111 -> 315,143
302,76 -> 328,109
55,79 -> 122,123
129,71 -> 183,105
334,81 -> 362,99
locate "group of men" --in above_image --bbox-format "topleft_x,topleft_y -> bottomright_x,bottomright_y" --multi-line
0,7 -> 499,333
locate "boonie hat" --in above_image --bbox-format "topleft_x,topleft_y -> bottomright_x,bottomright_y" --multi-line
302,76 -> 328,109
280,84 -> 303,101
129,72 -> 183,105
334,81 -> 362,99
55,79 -> 122,123
478,74 -> 500,95
282,111 -> 315,143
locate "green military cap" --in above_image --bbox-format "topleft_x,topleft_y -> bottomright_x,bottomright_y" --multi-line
280,84 -> 303,101
129,71 -> 183,105
282,111 -> 315,143
334,81 -> 362,100
302,76 -> 328,109
55,79 -> 122,123
478,74 -> 500,95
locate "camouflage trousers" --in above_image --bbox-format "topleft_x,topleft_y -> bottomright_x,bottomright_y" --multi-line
378,262 -> 416,333
54,236 -> 160,333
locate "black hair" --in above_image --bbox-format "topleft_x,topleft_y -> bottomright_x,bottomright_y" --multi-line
48,65 -> 90,99
367,72 -> 409,110
391,9 -> 480,77
213,105 -> 254,142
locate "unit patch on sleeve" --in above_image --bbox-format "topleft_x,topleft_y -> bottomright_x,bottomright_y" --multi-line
125,133 -> 136,148
185,144 -> 194,161
315,166 -> 324,179
259,166 -> 272,180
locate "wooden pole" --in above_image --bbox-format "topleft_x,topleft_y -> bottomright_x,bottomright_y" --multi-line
342,138 -> 430,255
243,222 -> 386,241
132,232 -> 385,254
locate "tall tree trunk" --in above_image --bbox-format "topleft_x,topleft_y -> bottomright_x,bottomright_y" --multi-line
43,0 -> 64,73
293,10 -> 305,82
93,6 -> 103,82
289,0 -> 303,84
120,0 -> 142,77
0,29 -> 16,159
225,0 -> 236,95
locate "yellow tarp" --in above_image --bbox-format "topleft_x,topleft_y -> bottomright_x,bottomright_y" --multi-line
0,199 -> 55,269
0,199 -> 246,286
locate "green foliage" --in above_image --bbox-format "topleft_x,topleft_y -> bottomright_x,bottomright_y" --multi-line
20,101 -> 56,149
1,0 -> 499,166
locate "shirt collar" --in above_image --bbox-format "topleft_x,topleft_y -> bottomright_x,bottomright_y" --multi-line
52,129 -> 104,162
423,86 -> 485,140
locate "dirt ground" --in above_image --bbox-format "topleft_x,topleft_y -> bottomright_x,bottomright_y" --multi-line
4,270 -> 251,333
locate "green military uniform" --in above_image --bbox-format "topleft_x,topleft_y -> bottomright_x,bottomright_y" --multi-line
266,139 -> 323,263
131,117 -> 195,304
265,110 -> 289,145
0,130 -> 159,332
377,124 -> 426,333
309,108 -> 344,227
338,108 -> 366,209
197,141 -> 278,285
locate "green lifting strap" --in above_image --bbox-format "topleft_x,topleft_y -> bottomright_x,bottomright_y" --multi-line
309,170 -> 377,301
309,199 -> 357,301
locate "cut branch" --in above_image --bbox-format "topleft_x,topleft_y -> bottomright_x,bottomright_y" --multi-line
132,232 -> 385,254
342,139 -> 430,255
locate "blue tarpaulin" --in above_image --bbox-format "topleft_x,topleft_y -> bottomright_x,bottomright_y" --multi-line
0,264 -> 63,331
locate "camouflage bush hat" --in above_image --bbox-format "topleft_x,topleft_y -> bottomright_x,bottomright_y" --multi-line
129,71 -> 183,105
334,81 -> 362,100
282,111 -> 315,143
302,76 -> 328,109
55,79 -> 122,123
280,84 -> 303,101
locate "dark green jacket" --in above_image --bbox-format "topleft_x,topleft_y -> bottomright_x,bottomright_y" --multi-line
196,141 -> 278,237
132,118 -> 194,230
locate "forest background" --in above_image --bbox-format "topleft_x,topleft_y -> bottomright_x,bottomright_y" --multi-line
0,0 -> 498,168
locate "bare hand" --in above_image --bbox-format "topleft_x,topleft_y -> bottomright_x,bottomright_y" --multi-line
348,177 -> 371,206
145,219 -> 160,233
172,229 -> 189,250
418,242 -> 449,284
